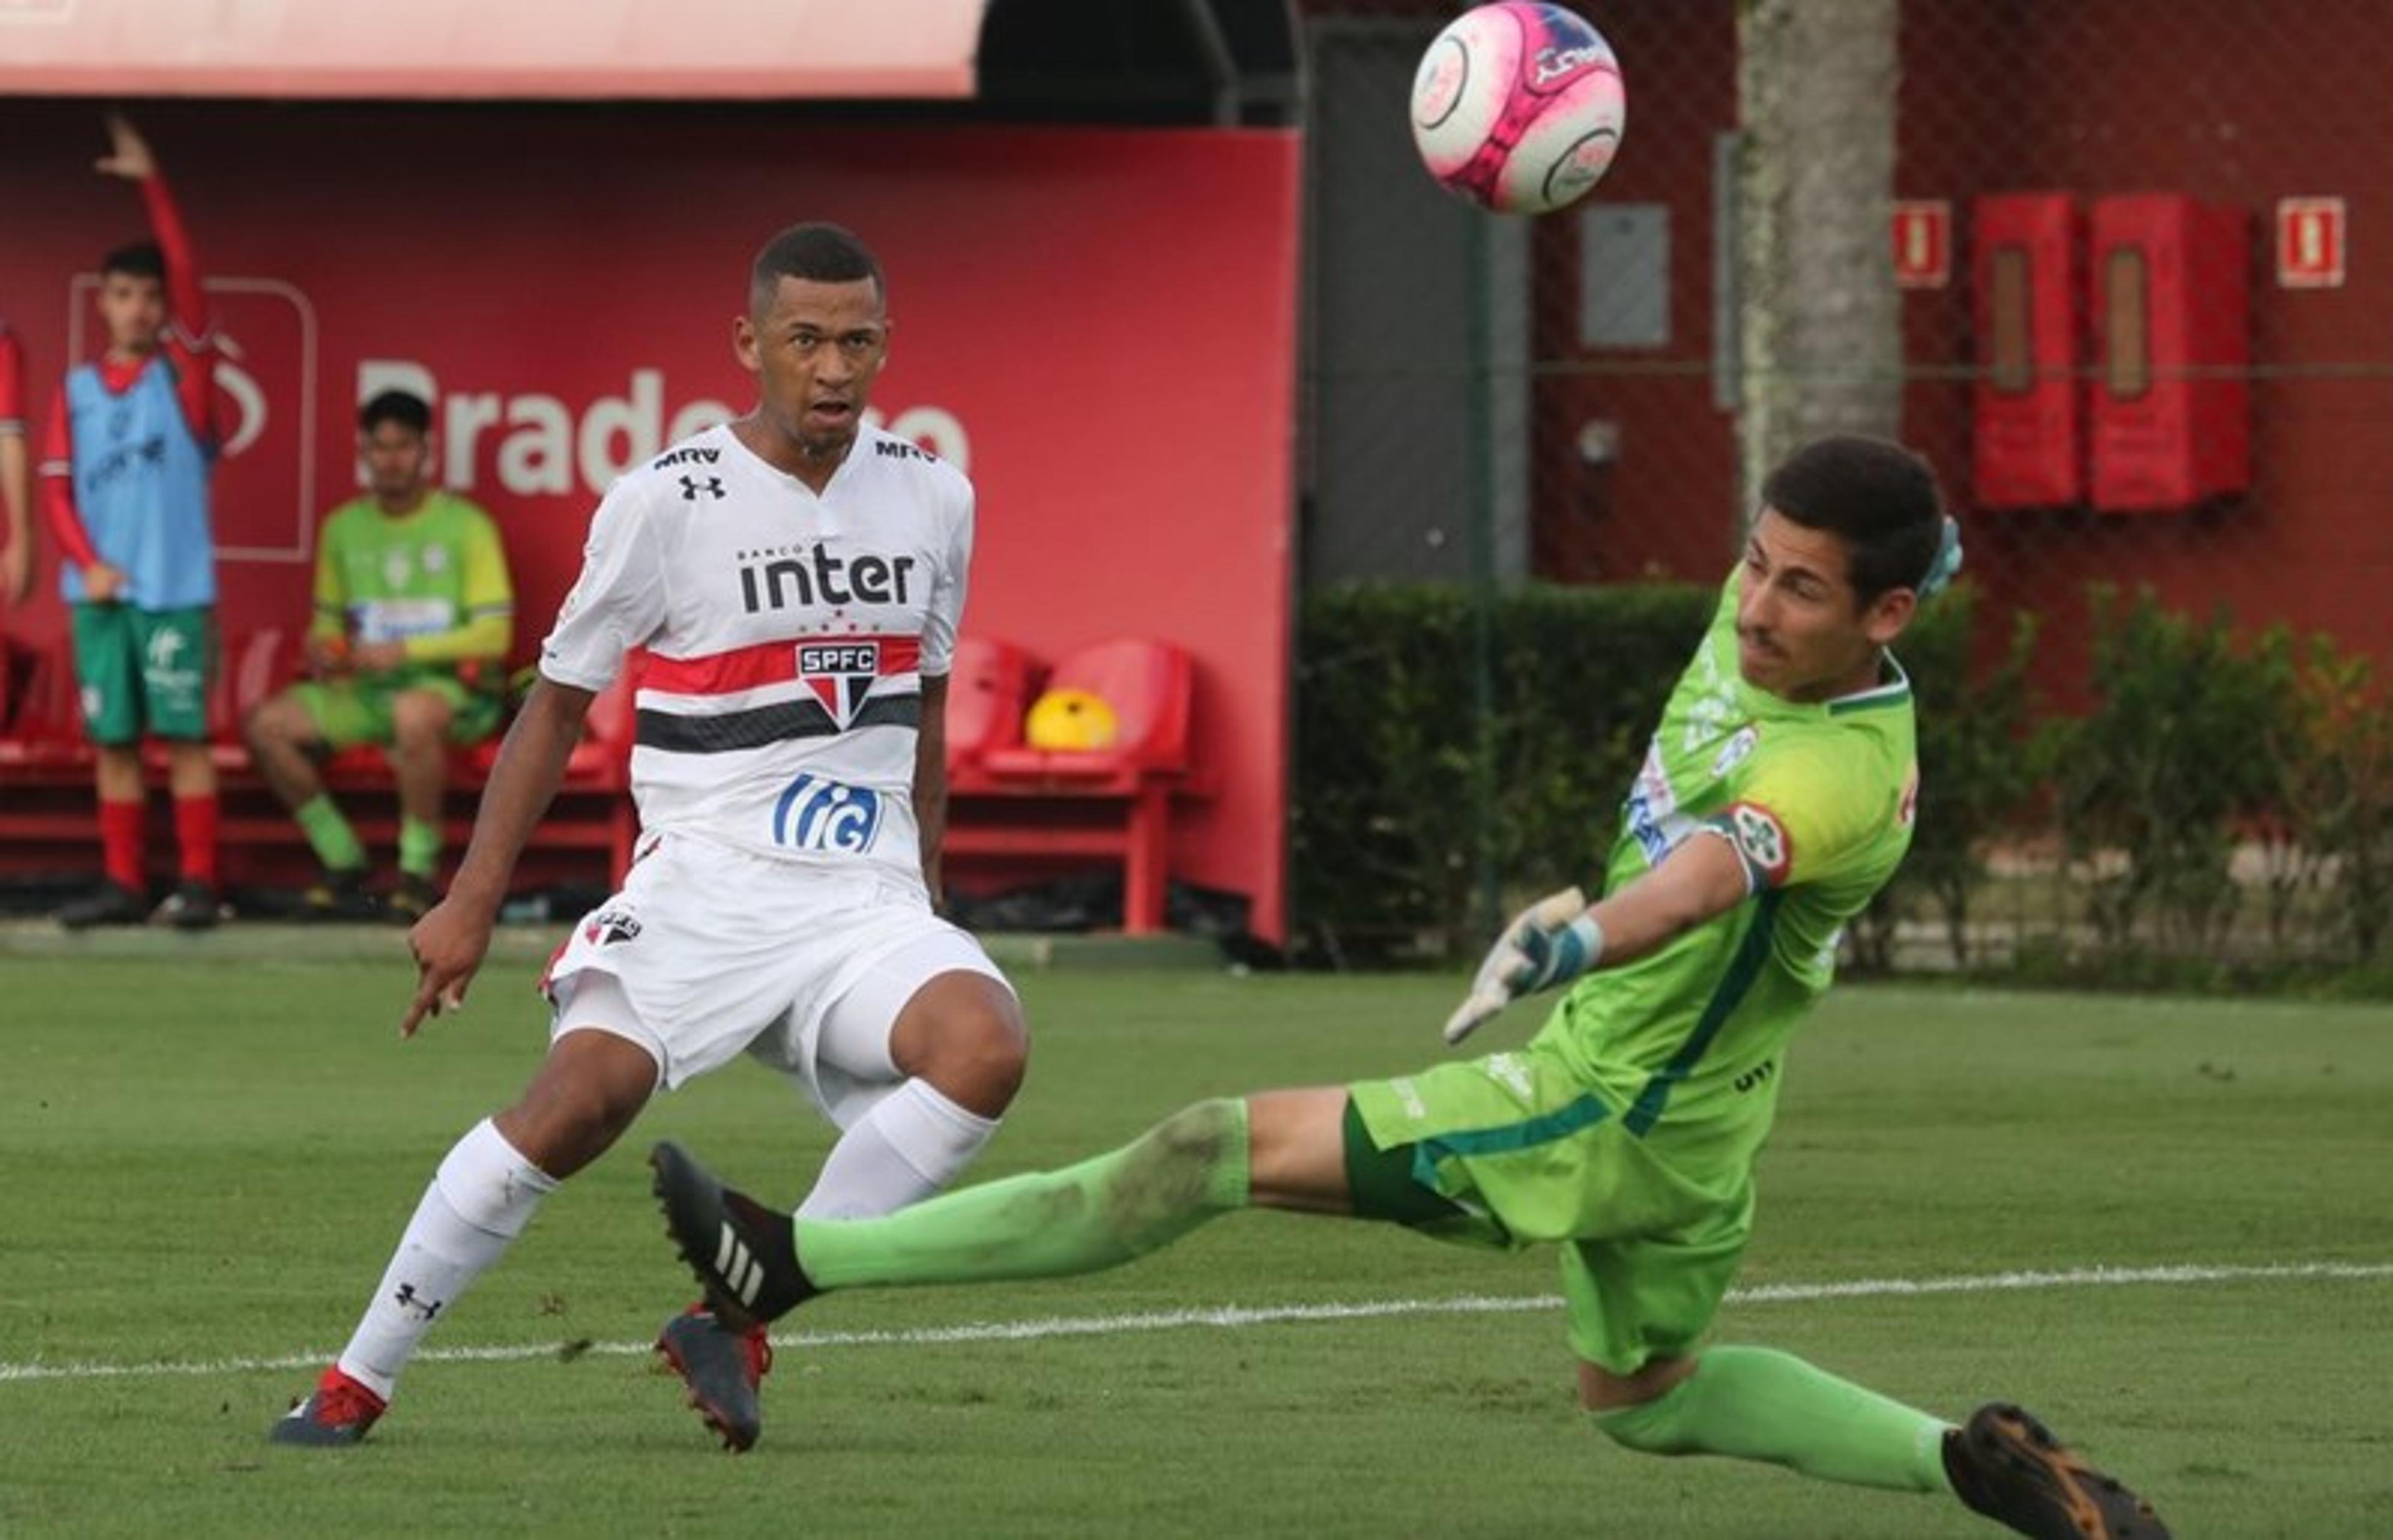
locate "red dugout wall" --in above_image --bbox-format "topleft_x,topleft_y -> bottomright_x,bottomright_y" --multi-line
0,103 -> 1299,942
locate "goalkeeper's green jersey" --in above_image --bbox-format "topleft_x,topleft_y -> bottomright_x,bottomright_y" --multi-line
1535,577 -> 1919,1172
312,491 -> 513,674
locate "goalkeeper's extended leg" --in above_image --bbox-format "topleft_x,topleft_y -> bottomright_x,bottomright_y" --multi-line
652,1088 -> 1364,1323
1591,1349 -> 2169,1538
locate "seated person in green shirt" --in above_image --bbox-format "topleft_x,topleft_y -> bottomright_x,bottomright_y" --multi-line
244,390 -> 513,920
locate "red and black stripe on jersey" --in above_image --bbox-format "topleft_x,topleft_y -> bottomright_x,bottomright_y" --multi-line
631,634 -> 923,754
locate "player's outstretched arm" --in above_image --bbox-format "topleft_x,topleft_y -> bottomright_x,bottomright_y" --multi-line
100,115 -> 217,437
1443,834 -> 1751,1043
1583,832 -> 1753,964
402,678 -> 595,1037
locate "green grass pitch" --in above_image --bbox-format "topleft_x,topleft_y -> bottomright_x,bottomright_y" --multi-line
2,954 -> 2387,1536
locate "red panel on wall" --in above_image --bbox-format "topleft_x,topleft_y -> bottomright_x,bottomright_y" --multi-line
2089,194 -> 2251,512
1970,192 -> 2081,508
0,104 -> 1299,941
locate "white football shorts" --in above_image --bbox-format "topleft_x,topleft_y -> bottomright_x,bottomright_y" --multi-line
543,829 -> 1011,1123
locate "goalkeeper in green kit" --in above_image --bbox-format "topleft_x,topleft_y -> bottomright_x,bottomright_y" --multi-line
650,437 -> 2167,1539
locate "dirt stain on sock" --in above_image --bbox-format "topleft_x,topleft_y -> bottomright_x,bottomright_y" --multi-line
1099,1099 -> 1241,1253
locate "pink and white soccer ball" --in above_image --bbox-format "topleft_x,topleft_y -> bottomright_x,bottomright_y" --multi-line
1410,2 -> 1626,216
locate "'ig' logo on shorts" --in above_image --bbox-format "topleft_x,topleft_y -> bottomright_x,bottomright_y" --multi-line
772,772 -> 882,853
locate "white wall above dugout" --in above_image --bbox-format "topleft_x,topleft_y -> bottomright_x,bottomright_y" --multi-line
0,0 -> 989,100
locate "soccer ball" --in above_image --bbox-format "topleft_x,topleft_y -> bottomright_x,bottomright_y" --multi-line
1410,2 -> 1626,216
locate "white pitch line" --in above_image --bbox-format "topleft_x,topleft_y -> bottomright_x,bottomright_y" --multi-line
2,1258 -> 2385,1387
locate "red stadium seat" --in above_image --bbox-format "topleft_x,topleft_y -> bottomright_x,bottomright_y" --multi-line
569,666 -> 636,769
0,637 -> 93,768
952,638 -> 1201,934
942,635 -> 1038,792
199,625 -> 294,768
979,637 -> 1193,784
0,629 -> 643,892
0,632 -> 18,735
230,626 -> 293,723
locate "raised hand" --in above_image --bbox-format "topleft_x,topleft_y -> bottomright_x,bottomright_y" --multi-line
95,114 -> 156,181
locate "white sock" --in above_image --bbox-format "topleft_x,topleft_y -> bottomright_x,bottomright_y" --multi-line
335,1119 -> 558,1399
796,1079 -> 998,1220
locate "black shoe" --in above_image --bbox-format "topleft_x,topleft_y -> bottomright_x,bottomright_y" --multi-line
656,1306 -> 773,1452
301,867 -> 381,921
150,880 -> 226,931
57,880 -> 146,930
648,1141 -> 813,1329
1945,1403 -> 2171,1539
386,872 -> 439,924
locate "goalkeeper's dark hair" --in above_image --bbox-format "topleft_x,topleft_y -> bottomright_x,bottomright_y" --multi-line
101,240 -> 165,283
1760,435 -> 1946,604
750,222 -> 883,313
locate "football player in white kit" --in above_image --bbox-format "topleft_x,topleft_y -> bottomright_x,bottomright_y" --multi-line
271,224 -> 1028,1452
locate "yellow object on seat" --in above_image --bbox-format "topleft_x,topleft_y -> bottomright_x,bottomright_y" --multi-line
1023,688 -> 1120,751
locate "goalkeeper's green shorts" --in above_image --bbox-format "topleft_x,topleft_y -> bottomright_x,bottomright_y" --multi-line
1346,1035 -> 1754,1376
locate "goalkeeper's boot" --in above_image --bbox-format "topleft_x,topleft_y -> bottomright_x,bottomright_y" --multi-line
1944,1402 -> 2171,1539
656,1304 -> 773,1452
269,1364 -> 387,1447
386,872 -> 440,925
649,1141 -> 814,1330
301,866 -> 381,921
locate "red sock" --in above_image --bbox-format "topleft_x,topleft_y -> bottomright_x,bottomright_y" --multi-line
174,794 -> 221,889
100,799 -> 146,893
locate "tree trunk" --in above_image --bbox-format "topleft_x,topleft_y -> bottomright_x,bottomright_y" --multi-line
1736,0 -> 1904,513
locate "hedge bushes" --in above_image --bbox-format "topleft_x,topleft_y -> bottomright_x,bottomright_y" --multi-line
1292,580 -> 2389,989
1292,582 -> 1711,961
2041,587 -> 2393,972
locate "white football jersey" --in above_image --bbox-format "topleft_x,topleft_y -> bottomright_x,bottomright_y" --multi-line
540,421 -> 973,885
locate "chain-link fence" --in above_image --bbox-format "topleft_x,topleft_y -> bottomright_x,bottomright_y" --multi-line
1292,0 -> 2393,982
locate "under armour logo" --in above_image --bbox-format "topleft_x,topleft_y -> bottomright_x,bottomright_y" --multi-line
680,475 -> 725,501
394,1282 -> 445,1322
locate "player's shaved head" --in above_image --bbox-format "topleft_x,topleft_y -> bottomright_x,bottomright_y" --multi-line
1760,436 -> 1944,604
750,223 -> 884,316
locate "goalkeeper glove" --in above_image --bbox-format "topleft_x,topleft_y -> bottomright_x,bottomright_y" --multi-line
1441,886 -> 1605,1045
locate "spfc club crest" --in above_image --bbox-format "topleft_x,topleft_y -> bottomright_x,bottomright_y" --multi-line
798,640 -> 881,729
583,907 -> 641,947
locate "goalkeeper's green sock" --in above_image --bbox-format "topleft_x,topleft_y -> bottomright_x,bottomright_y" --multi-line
1593,1344 -> 1955,1494
295,796 -> 365,873
796,1099 -> 1251,1290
